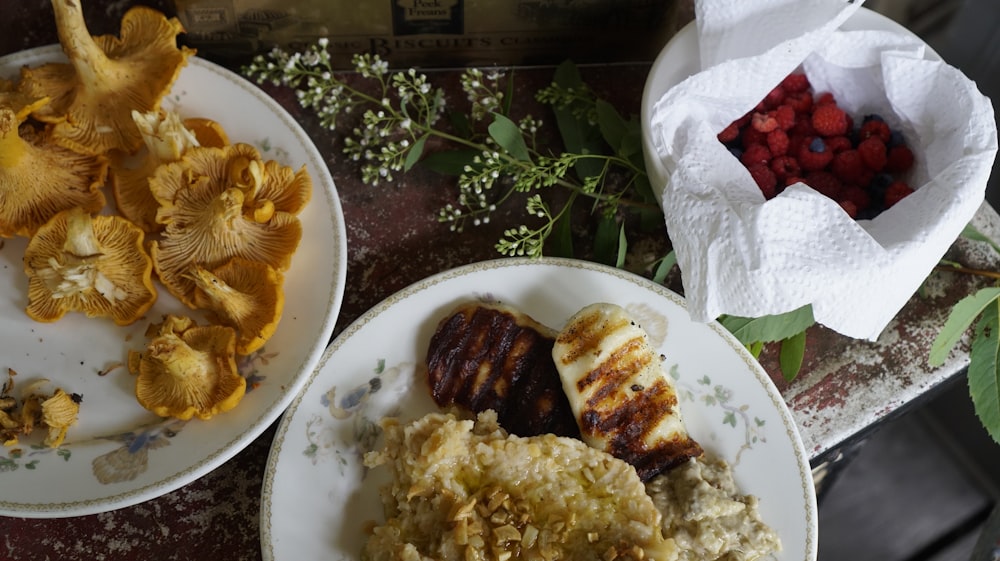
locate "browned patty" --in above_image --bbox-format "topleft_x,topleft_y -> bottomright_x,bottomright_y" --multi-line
425,302 -> 580,438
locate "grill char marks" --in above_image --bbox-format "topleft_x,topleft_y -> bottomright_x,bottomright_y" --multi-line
553,303 -> 703,481
425,302 -> 580,438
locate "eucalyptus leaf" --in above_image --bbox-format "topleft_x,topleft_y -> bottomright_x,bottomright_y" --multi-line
969,300 -> 1000,443
719,305 -> 815,345
403,134 -> 428,172
549,205 -> 575,258
779,330 -> 807,382
420,148 -> 481,176
488,114 -> 531,162
448,110 -> 473,139
929,286 -> 1000,367
549,61 -> 604,181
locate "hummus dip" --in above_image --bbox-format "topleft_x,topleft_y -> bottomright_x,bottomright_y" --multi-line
646,456 -> 781,561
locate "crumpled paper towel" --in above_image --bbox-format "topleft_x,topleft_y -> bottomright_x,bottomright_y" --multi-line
647,0 -> 998,341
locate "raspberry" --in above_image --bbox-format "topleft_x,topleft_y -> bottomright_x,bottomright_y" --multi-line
840,185 -> 872,211
811,104 -> 849,136
763,85 -> 786,109
791,113 -> 816,137
860,117 -> 891,143
748,164 -> 778,198
766,129 -> 790,156
780,73 -> 811,93
798,137 -> 833,171
815,91 -> 837,106
784,175 -> 805,187
751,111 -> 779,133
884,180 -> 914,207
838,200 -> 859,218
831,149 -> 867,184
718,122 -> 740,143
740,143 -> 771,167
741,126 -> 768,149
804,171 -> 843,199
773,105 -> 796,130
770,155 -> 801,181
886,145 -> 915,173
857,137 -> 887,171
785,91 -> 813,114
825,135 -> 853,153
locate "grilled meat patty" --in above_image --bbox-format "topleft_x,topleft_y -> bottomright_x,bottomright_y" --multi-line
425,302 -> 580,438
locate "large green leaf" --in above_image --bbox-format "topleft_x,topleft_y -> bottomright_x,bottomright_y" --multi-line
779,330 -> 807,382
962,223 -> 1000,255
403,134 -> 428,172
550,61 -> 604,181
548,206 -> 575,258
719,305 -> 815,345
595,99 -> 629,156
929,286 -> 1000,367
969,300 -> 1000,443
593,215 -> 619,266
488,114 -> 531,162
652,251 -> 676,284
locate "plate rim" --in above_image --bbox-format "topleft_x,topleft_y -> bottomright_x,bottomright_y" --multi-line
259,256 -> 817,561
0,44 -> 349,517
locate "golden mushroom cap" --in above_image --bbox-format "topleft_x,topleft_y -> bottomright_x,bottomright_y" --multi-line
40,389 -> 81,448
0,98 -> 107,238
189,257 -> 285,355
18,2 -> 194,155
22,207 -> 158,325
132,315 -> 246,420
110,109 -> 202,233
149,144 -> 304,308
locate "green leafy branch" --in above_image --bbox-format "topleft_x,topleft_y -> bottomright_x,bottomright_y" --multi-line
244,44 -> 655,260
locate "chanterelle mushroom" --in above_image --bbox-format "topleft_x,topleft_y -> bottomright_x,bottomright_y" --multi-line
110,109 -> 203,232
18,1 -> 194,155
189,258 -> 285,355
23,207 -> 158,325
130,315 -> 246,420
149,143 -> 307,307
0,93 -> 107,238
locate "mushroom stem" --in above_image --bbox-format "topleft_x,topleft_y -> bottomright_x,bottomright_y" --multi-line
50,0 -> 108,88
62,207 -> 104,259
148,333 -> 217,409
0,109 -> 26,168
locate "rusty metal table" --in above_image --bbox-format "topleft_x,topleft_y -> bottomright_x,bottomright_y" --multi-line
2,1 -> 999,559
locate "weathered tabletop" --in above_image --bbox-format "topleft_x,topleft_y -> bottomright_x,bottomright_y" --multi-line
2,1 -> 998,559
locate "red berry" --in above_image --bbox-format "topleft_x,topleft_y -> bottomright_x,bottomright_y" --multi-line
815,92 -> 837,106
857,137 -> 887,171
770,155 -> 801,181
841,185 -> 872,211
825,135 -> 853,153
718,122 -> 740,143
804,171 -> 844,199
780,73 -> 811,93
860,119 -> 891,143
751,111 -> 779,133
741,143 -> 771,167
886,145 -> 915,173
741,126 -> 768,149
784,175 -> 805,187
831,149 -> 866,184
785,91 -> 813,114
798,137 -> 833,171
773,105 -> 796,131
838,200 -> 858,218
763,85 -> 786,109
767,129 -> 790,156
748,164 -> 778,198
884,180 -> 914,207
812,104 -> 849,136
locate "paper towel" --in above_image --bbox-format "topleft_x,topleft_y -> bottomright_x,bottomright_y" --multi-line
647,0 -> 998,340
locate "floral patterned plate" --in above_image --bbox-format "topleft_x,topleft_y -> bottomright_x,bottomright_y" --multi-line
0,46 -> 348,517
260,258 -> 817,561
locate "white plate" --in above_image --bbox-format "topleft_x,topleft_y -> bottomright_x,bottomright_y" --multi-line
0,46 -> 348,517
640,7 -> 938,193
260,258 -> 817,561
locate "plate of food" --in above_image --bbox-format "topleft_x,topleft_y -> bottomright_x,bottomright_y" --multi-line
260,258 -> 816,561
0,9 -> 347,517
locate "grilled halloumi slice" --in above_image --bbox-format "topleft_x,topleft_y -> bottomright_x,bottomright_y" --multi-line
425,302 -> 580,438
552,302 -> 702,480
